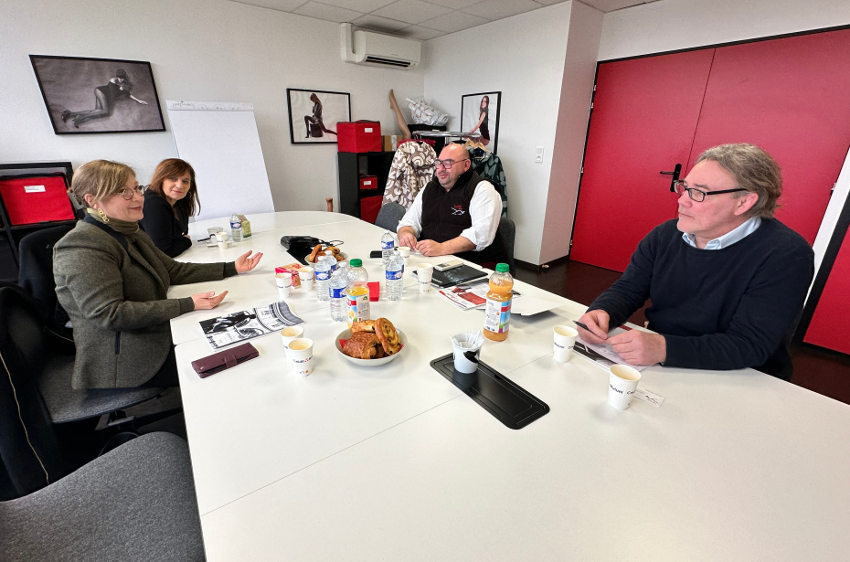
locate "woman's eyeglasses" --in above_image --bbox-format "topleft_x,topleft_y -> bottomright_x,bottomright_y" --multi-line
118,185 -> 145,200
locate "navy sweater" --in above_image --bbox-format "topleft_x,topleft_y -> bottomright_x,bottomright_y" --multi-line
588,219 -> 814,379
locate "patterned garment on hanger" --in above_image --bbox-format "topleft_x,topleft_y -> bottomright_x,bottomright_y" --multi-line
382,141 -> 437,209
468,147 -> 507,215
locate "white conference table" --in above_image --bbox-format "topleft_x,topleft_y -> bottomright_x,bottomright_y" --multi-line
170,212 -> 850,561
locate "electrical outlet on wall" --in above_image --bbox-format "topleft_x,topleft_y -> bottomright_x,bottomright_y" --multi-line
535,146 -> 544,163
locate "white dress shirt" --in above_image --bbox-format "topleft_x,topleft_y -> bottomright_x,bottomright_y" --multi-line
396,179 -> 502,251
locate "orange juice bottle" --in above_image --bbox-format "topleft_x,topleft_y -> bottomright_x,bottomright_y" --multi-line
346,258 -> 370,327
483,263 -> 513,341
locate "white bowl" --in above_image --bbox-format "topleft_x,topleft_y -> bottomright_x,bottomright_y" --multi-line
335,328 -> 406,367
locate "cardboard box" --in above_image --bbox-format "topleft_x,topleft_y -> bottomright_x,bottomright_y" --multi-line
237,214 -> 251,238
0,174 -> 75,225
338,121 -> 382,153
359,175 -> 378,191
382,135 -> 399,151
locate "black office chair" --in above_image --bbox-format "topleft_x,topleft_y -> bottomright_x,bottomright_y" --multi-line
0,432 -> 205,560
497,217 -> 516,274
0,286 -> 165,490
17,225 -> 74,338
375,202 -> 406,233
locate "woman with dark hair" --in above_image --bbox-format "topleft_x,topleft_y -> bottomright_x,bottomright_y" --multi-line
466,95 -> 490,146
304,93 -> 337,138
140,158 -> 200,257
53,160 -> 262,389
61,69 -> 148,128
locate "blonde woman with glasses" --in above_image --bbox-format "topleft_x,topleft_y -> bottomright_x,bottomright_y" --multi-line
53,160 -> 262,389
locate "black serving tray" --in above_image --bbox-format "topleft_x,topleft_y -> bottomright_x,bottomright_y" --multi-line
430,354 -> 549,430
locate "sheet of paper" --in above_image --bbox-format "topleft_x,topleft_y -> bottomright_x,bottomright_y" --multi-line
573,328 -> 654,371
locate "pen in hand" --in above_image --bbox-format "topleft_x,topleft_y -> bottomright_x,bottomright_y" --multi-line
573,320 -> 607,340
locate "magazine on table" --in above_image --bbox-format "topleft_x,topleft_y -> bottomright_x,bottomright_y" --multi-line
199,300 -> 303,349
438,280 -> 521,311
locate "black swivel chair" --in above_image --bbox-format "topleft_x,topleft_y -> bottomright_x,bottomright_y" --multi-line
16,225 -> 74,338
0,285 -> 165,497
375,202 -> 406,233
497,217 -> 516,274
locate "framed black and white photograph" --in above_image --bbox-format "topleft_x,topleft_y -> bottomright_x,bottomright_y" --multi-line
461,91 -> 501,154
29,55 -> 165,134
287,88 -> 350,144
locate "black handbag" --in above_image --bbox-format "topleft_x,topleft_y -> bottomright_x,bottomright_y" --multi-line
280,236 -> 343,264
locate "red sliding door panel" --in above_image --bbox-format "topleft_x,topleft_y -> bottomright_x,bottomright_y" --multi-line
804,230 -> 850,353
571,49 -> 715,272
691,28 -> 850,243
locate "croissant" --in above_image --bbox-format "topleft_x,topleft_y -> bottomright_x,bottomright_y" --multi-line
342,332 -> 383,359
351,320 -> 376,334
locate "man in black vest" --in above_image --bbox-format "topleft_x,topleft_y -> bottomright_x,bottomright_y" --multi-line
397,143 -> 506,266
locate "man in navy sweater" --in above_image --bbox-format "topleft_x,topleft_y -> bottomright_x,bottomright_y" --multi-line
577,144 -> 814,380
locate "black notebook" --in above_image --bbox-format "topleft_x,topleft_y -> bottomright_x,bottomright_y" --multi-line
429,264 -> 488,288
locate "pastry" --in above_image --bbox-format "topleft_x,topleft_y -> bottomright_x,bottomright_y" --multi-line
307,244 -> 323,263
351,320 -> 376,334
375,317 -> 401,355
342,331 -> 382,359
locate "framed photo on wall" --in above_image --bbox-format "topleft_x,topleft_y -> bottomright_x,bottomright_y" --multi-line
29,55 -> 165,134
461,91 -> 501,154
287,88 -> 351,144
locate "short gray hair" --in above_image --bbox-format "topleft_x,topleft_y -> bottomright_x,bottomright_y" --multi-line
696,143 -> 781,218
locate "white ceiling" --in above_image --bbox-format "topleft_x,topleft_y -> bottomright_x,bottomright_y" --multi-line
230,0 -> 660,40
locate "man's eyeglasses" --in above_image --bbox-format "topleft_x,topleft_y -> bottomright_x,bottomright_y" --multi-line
674,180 -> 747,202
118,185 -> 145,200
435,158 -> 469,169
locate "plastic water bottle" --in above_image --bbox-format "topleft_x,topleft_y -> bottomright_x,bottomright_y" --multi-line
329,267 -> 348,321
346,259 -> 370,327
385,250 -> 404,301
230,214 -> 243,242
483,263 -> 513,342
314,255 -> 332,302
324,249 -> 338,272
380,231 -> 395,266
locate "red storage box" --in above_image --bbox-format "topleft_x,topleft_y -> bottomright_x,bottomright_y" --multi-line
338,121 -> 382,153
0,174 -> 75,225
360,196 -> 382,224
359,175 -> 378,191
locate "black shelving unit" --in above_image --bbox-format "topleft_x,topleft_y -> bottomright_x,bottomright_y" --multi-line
336,151 -> 395,220
0,162 -> 78,279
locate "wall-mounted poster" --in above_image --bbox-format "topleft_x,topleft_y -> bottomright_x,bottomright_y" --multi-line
29,55 -> 165,134
287,88 -> 351,145
461,91 -> 501,154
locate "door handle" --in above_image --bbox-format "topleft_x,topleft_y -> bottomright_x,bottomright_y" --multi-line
659,163 -> 682,192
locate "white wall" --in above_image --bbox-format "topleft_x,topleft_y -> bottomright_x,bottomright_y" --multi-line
423,2 -> 577,265
0,0 -> 424,214
599,0 -> 850,61
541,1 -> 602,265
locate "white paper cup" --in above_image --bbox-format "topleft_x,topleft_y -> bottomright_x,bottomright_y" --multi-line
275,272 -> 293,297
397,246 -> 411,258
286,337 -> 314,376
300,266 -> 314,289
608,364 -> 641,410
553,325 -> 578,363
280,325 -> 304,347
452,333 -> 482,374
417,263 -> 433,294
214,232 -> 229,249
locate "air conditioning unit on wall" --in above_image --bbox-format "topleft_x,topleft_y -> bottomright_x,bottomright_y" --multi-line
340,23 -> 421,70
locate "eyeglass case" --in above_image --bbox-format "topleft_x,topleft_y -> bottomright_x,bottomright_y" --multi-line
191,342 -> 259,377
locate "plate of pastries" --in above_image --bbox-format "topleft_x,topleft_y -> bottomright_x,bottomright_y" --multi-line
306,243 -> 346,264
336,317 -> 405,366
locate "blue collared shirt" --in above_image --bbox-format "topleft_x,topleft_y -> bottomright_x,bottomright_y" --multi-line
682,216 -> 762,250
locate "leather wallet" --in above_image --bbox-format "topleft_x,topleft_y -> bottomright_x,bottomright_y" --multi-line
191,342 -> 259,377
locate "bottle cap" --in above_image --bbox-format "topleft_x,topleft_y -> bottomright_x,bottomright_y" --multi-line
350,258 -> 363,267
495,263 -> 509,273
